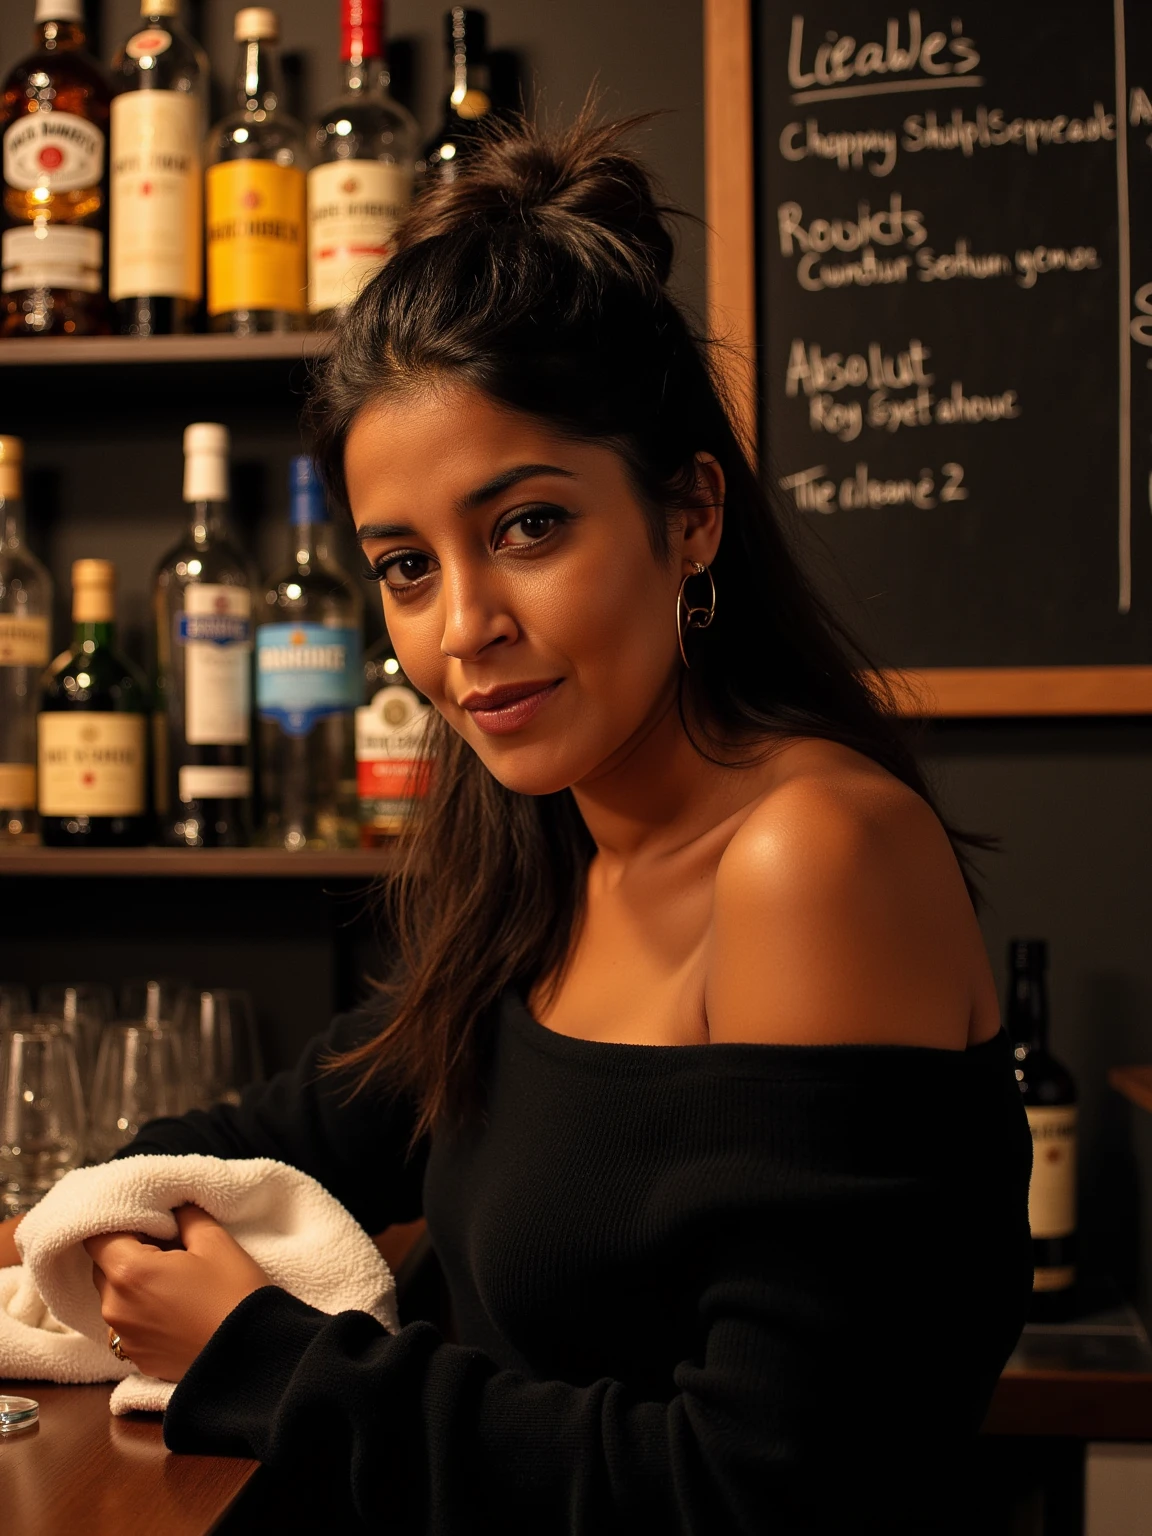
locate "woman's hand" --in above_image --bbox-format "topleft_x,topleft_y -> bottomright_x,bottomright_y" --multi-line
0,1212 -> 25,1268
83,1204 -> 272,1382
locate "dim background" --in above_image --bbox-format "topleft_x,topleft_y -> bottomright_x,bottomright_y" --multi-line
2,0 -> 1151,1329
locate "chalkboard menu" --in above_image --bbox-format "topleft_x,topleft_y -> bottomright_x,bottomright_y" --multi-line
757,2 -> 1152,669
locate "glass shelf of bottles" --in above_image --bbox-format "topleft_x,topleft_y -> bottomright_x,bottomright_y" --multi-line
0,846 -> 393,877
0,334 -> 334,366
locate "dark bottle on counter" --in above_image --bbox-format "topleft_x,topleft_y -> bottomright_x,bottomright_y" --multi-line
1,0 -> 111,337
153,424 -> 253,848
418,8 -> 491,184
38,559 -> 150,847
1006,938 -> 1078,1316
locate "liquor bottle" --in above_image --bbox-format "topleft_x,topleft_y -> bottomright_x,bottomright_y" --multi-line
38,560 -> 150,848
356,630 -> 431,845
109,0 -> 208,337
154,424 -> 253,848
205,8 -> 307,335
0,437 -> 52,844
257,458 -> 363,850
0,0 -> 111,338
1006,938 -> 1078,1315
418,8 -> 492,184
307,0 -> 417,321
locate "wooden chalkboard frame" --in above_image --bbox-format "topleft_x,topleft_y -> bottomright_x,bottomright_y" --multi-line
702,0 -> 1152,717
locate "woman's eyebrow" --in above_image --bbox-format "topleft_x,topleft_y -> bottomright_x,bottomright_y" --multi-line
357,464 -> 577,542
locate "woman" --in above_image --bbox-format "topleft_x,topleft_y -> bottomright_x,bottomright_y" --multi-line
0,117 -> 1032,1533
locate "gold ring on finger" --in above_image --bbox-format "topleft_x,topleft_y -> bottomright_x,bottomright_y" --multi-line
107,1327 -> 129,1362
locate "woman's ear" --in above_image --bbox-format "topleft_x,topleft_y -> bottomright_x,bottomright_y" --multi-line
682,452 -> 725,567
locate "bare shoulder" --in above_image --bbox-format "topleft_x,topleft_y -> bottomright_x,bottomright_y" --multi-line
705,740 -> 995,1050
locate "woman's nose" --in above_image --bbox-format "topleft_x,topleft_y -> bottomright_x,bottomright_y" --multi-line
439,569 -> 518,659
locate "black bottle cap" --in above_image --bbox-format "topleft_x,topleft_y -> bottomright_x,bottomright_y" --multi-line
1008,938 -> 1047,972
446,6 -> 487,55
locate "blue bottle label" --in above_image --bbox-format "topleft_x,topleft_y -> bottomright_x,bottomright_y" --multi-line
256,622 -> 360,737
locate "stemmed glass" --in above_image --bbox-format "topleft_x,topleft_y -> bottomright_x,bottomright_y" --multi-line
37,983 -> 116,1093
176,989 -> 262,1109
0,1019 -> 86,1217
87,1022 -> 189,1164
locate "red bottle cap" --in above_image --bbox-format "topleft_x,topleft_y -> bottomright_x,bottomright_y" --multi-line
342,0 -> 383,62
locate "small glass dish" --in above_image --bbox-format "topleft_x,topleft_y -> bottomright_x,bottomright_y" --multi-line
0,1395 -> 39,1434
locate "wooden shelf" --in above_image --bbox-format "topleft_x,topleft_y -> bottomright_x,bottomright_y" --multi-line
0,847 -> 394,878
0,333 -> 333,366
1110,1065 -> 1152,1113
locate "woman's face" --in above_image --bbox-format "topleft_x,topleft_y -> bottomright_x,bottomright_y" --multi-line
344,382 -> 721,796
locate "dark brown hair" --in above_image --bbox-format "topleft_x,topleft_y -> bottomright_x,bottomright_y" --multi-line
310,111 -> 986,1143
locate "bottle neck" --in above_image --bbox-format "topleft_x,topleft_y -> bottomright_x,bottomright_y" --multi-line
293,518 -> 330,565
1007,969 -> 1048,1051
234,36 -> 285,117
340,56 -> 390,96
35,18 -> 87,53
186,499 -> 228,547
72,619 -> 115,650
0,498 -> 26,551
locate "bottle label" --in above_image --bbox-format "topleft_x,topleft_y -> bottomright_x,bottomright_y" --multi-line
3,111 -> 105,193
1,226 -> 102,295
38,712 -> 147,817
307,159 -> 411,313
206,160 -> 306,316
178,764 -> 252,801
0,615 -> 50,667
125,27 -> 173,60
355,685 -> 432,800
256,623 -> 360,737
177,585 -> 252,746
110,90 -> 202,302
0,763 -> 36,807
1026,1104 -> 1077,1240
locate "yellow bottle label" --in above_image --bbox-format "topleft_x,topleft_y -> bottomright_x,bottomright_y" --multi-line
206,159 -> 306,316
1026,1104 -> 1077,1240
38,712 -> 146,817
110,90 -> 202,302
0,615 -> 49,666
307,159 -> 411,313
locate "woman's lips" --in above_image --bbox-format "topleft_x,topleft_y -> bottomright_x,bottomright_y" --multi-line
463,680 -> 563,735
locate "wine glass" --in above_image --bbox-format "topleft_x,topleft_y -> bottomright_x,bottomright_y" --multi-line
87,1021 -> 189,1164
177,989 -> 263,1109
0,985 -> 32,1032
120,976 -> 191,1028
37,983 -> 116,1092
0,1019 -> 86,1217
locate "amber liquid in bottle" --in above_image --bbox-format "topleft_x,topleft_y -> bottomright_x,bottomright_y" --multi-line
1,0 -> 111,337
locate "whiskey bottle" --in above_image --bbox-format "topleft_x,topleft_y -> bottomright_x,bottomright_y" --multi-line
154,424 -> 253,848
418,8 -> 492,184
109,0 -> 208,337
205,7 -> 307,334
307,0 -> 416,321
1006,938 -> 1078,1315
257,458 -> 362,849
0,437 -> 52,844
1,0 -> 111,337
357,631 -> 431,845
38,560 -> 150,848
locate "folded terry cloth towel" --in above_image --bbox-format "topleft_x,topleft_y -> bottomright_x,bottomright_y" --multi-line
0,1153 -> 398,1416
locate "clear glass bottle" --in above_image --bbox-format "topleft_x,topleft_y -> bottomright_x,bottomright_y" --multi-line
356,629 -> 432,845
154,424 -> 253,848
1006,938 -> 1078,1318
418,8 -> 492,185
256,458 -> 362,850
205,7 -> 307,334
38,559 -> 150,848
109,0 -> 208,336
307,0 -> 416,321
0,0 -> 111,337
0,437 -> 52,844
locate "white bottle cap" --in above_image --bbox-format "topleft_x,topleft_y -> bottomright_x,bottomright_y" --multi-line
141,0 -> 179,16
234,7 -> 279,41
183,422 -> 230,504
35,0 -> 84,22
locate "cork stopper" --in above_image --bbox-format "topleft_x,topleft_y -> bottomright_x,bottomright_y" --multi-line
183,422 -> 230,504
35,0 -> 84,23
0,436 -> 23,502
72,559 -> 116,624
234,7 -> 278,41
141,0 -> 178,14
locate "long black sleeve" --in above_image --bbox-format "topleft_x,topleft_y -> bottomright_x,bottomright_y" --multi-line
112,1005 -> 428,1235
161,1007 -> 1033,1535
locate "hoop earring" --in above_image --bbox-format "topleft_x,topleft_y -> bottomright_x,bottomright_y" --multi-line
676,561 -> 717,669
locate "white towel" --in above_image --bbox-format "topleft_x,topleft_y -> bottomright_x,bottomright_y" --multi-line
0,1154 -> 398,1416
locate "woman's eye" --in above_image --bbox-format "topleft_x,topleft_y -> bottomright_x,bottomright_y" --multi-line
377,552 -> 434,589
498,509 -> 564,547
